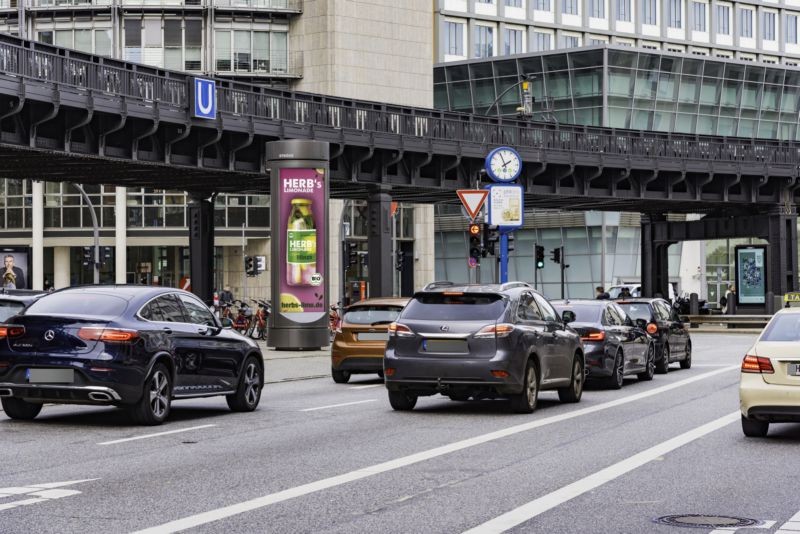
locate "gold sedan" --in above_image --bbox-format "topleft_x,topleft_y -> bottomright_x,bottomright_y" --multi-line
331,298 -> 409,384
740,308 -> 800,437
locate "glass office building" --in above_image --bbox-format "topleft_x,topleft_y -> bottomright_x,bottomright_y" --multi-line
434,47 -> 800,140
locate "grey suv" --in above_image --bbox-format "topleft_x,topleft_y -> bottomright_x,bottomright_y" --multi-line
383,283 -> 584,413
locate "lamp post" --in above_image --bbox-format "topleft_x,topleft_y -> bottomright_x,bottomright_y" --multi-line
484,74 -> 536,119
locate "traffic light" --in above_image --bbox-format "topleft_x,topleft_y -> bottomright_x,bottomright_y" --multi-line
483,224 -> 499,256
81,246 -> 93,267
244,255 -> 255,276
255,255 -> 266,274
507,232 -> 516,253
395,249 -> 404,271
469,223 -> 482,262
535,245 -> 545,269
346,242 -> 358,267
102,246 -> 113,265
551,247 -> 561,264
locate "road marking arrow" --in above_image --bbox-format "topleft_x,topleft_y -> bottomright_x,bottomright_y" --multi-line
457,189 -> 489,220
0,479 -> 98,512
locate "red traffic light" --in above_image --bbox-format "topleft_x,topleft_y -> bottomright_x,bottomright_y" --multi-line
469,223 -> 481,236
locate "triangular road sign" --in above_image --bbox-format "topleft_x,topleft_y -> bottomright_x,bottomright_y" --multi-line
457,189 -> 489,220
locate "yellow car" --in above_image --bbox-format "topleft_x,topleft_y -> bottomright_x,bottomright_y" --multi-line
331,298 -> 409,383
740,308 -> 800,437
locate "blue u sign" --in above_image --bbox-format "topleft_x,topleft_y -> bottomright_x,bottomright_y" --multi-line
193,78 -> 216,119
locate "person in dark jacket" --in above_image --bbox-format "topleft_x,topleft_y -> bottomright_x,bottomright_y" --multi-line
595,286 -> 610,300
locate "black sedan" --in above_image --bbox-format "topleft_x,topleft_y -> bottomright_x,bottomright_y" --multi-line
0,286 -> 264,425
616,298 -> 692,374
553,299 -> 655,389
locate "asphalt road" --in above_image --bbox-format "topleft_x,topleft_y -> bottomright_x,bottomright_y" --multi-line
2,333 -> 798,534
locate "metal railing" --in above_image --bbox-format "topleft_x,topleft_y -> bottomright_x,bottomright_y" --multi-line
2,32 -> 800,168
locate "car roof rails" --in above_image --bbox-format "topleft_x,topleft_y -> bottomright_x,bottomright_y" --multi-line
422,281 -> 456,291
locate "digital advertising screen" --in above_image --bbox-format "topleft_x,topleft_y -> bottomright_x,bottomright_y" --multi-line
0,247 -> 29,290
736,246 -> 766,305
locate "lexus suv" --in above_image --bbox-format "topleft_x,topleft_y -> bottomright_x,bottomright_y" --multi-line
383,283 -> 584,413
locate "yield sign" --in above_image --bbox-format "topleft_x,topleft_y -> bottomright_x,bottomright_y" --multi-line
457,189 -> 489,220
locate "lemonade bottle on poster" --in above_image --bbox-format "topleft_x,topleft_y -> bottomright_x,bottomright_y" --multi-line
286,198 -> 317,286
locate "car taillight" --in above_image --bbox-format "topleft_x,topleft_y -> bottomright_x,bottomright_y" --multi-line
581,331 -> 605,342
741,355 -> 774,374
475,323 -> 515,338
387,323 -> 413,337
78,327 -> 139,343
0,325 -> 25,339
646,323 -> 658,335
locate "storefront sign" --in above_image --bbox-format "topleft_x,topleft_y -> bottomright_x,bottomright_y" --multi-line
278,168 -> 327,320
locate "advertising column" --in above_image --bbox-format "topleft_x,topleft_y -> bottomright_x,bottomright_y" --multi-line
267,140 -> 329,350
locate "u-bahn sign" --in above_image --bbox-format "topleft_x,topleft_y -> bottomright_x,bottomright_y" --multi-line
191,78 -> 216,120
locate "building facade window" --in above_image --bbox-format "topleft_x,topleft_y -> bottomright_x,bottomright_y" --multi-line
505,0 -> 522,6
643,0 -> 657,24
668,0 -> 682,28
739,8 -> 753,38
787,14 -> 798,44
616,0 -> 631,21
504,28 -> 523,55
562,0 -> 578,15
589,38 -> 607,44
37,27 -> 112,56
716,5 -> 730,35
692,2 -> 705,31
562,34 -> 579,47
474,25 -> 493,58
123,17 -> 202,71
214,29 -> 288,74
445,21 -> 464,56
589,0 -> 603,18
533,31 -> 551,50
534,0 -> 550,10
763,11 -> 776,41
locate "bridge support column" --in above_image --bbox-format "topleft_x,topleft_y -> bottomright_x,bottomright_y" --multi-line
368,186 -> 394,298
188,192 -> 215,304
641,214 -> 672,298
767,210 -> 798,297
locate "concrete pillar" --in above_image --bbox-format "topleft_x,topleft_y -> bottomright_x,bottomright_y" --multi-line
640,214 -> 671,298
367,187 -> 393,298
31,180 -> 44,290
413,204 -> 435,291
115,186 -> 127,284
767,210 -> 798,297
188,192 -> 215,304
53,246 -> 70,289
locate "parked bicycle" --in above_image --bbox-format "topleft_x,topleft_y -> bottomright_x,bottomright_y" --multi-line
246,299 -> 271,340
232,299 -> 253,335
329,301 -> 342,341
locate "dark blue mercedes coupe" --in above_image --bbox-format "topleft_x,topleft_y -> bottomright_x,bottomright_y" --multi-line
0,286 -> 264,425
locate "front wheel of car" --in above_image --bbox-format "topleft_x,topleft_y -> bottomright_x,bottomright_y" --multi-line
558,355 -> 584,403
604,351 -> 624,390
655,344 -> 670,375
129,363 -> 171,426
388,390 -> 417,411
680,342 -> 692,369
1,397 -> 43,420
510,360 -> 539,414
741,415 -> 769,437
227,356 -> 263,412
332,369 -> 351,384
637,344 -> 656,381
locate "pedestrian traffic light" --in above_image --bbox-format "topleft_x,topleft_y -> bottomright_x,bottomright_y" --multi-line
551,247 -> 561,264
244,255 -> 255,276
507,232 -> 516,253
395,249 -> 404,271
469,223 -> 482,262
346,242 -> 358,267
255,255 -> 266,274
535,245 -> 545,269
81,246 -> 93,267
483,224 -> 499,256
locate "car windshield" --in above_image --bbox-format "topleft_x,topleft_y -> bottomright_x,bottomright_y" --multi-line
760,314 -> 800,342
344,305 -> 404,325
403,293 -> 507,321
608,286 -> 640,299
25,292 -> 129,319
0,300 -> 24,321
552,304 -> 601,323
616,303 -> 652,322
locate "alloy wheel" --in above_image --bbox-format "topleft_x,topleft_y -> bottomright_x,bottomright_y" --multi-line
244,362 -> 261,406
526,366 -> 538,408
572,359 -> 583,398
149,370 -> 170,419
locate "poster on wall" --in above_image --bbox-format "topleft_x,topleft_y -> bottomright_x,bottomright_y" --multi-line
736,245 -> 766,305
0,247 -> 29,290
278,167 -> 326,322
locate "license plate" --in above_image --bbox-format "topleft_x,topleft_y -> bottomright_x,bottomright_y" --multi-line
789,363 -> 800,376
423,339 -> 468,353
27,368 -> 74,384
357,332 -> 389,342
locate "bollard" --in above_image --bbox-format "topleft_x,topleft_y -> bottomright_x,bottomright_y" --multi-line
689,293 -> 699,315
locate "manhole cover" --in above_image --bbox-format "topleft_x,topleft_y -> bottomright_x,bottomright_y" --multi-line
653,515 -> 761,529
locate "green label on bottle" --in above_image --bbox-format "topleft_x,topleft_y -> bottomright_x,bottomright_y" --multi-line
287,230 -> 317,264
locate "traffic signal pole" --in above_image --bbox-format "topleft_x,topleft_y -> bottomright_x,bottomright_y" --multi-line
73,184 -> 100,284
499,232 -> 509,284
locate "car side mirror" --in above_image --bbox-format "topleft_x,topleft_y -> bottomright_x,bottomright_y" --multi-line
635,318 -> 647,329
562,310 -> 576,324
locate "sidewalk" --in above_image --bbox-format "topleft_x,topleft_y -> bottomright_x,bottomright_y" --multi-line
258,342 -> 331,384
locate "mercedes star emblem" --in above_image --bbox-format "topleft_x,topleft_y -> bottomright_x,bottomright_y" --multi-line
440,325 -> 449,332
43,330 -> 55,341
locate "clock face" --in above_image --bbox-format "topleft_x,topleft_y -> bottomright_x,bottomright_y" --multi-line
488,148 -> 521,182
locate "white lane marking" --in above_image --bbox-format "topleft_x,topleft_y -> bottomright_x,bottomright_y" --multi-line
132,366 -> 738,534
463,412 -> 740,534
349,384 -> 383,390
0,479 -> 98,512
776,511 -> 800,533
300,400 -> 377,412
710,520 -> 776,533
97,424 -> 216,446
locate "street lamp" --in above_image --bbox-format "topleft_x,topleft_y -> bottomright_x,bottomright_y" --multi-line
484,74 -> 537,120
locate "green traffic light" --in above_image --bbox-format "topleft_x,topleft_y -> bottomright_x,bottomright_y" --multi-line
536,261 -> 544,269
